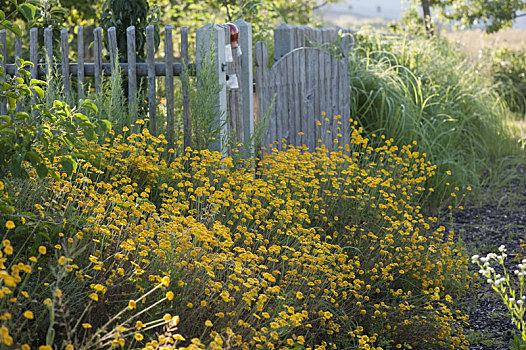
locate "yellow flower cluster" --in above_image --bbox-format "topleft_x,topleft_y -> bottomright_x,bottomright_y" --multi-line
0,119 -> 471,349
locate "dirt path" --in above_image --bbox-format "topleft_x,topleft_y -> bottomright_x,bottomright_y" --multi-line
441,171 -> 526,349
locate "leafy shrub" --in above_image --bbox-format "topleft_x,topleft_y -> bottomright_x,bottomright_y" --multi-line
1,118 -> 472,350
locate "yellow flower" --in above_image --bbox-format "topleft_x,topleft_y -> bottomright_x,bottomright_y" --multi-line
205,320 -> 213,327
39,346 -> 52,350
4,246 -> 13,255
166,291 -> 174,301
161,276 -> 170,287
296,291 -> 303,299
134,333 -> 143,341
163,313 -> 171,322
5,221 -> 15,229
82,323 -> 92,329
173,334 -> 185,341
89,293 -> 98,302
23,311 -> 34,319
128,300 -> 136,310
38,246 -> 46,255
135,321 -> 145,330
22,344 -> 30,350
65,344 -> 74,350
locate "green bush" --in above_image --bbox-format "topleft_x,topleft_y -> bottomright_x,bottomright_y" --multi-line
347,31 -> 523,209
485,46 -> 526,119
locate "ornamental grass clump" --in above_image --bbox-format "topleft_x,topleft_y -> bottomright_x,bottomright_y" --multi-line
0,118 -> 472,349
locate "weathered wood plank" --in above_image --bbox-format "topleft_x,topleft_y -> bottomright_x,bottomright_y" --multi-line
4,62 -> 186,77
44,28 -> 53,75
292,45 -> 301,147
340,58 -> 351,147
30,28 -> 38,105
180,26 -> 190,150
235,20 -> 254,156
298,48 -> 307,148
0,29 -> 6,115
14,35 -> 22,62
165,25 -> 175,149
108,27 -> 118,74
77,26 -> 85,100
93,27 -> 103,92
146,25 -> 157,135
14,35 -> 21,111
286,54 -> 296,146
318,49 -> 326,146
254,41 -> 269,148
331,54 -> 340,147
61,28 -> 70,97
127,26 -> 137,104
305,49 -> 315,151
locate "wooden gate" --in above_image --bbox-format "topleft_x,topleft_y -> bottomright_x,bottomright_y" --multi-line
254,37 -> 352,152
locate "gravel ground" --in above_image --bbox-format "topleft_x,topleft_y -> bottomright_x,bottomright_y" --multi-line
440,170 -> 526,350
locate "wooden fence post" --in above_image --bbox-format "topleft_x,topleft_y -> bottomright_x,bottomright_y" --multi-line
44,27 -> 53,76
29,28 -> 38,106
146,25 -> 157,136
181,26 -> 190,150
235,20 -> 254,157
196,23 -> 227,154
274,23 -> 294,62
0,29 -> 6,115
77,26 -> 85,100
61,28 -> 71,98
164,24 -> 175,149
126,26 -> 137,104
93,27 -> 103,93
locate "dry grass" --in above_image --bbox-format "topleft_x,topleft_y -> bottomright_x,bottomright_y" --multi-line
444,29 -> 526,56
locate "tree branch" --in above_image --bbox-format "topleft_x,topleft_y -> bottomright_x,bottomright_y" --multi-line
313,1 -> 329,11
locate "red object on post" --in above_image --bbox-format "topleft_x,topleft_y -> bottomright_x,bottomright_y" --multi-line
225,23 -> 239,48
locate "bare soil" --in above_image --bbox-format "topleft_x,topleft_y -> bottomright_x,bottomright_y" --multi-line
441,168 -> 526,349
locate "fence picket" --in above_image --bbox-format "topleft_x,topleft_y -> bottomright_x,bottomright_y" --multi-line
94,27 -> 103,93
126,26 -> 137,104
181,26 -> 190,150
61,29 -> 70,97
14,35 -> 22,112
108,27 -> 118,74
0,30 -> 6,115
30,28 -> 38,105
235,20 -> 254,156
77,26 -> 85,100
44,28 -> 53,76
165,25 -> 175,149
146,25 -> 157,135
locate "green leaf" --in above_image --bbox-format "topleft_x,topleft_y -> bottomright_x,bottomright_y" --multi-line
73,113 -> 90,122
18,3 -> 37,21
59,157 -> 77,176
7,97 -> 17,110
15,112 -> 29,121
97,119 -> 112,133
33,86 -> 44,100
5,22 -> 22,38
0,10 -> 5,21
30,79 -> 48,86
35,163 -> 48,178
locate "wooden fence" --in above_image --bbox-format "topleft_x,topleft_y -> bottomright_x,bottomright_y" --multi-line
0,22 -> 354,155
